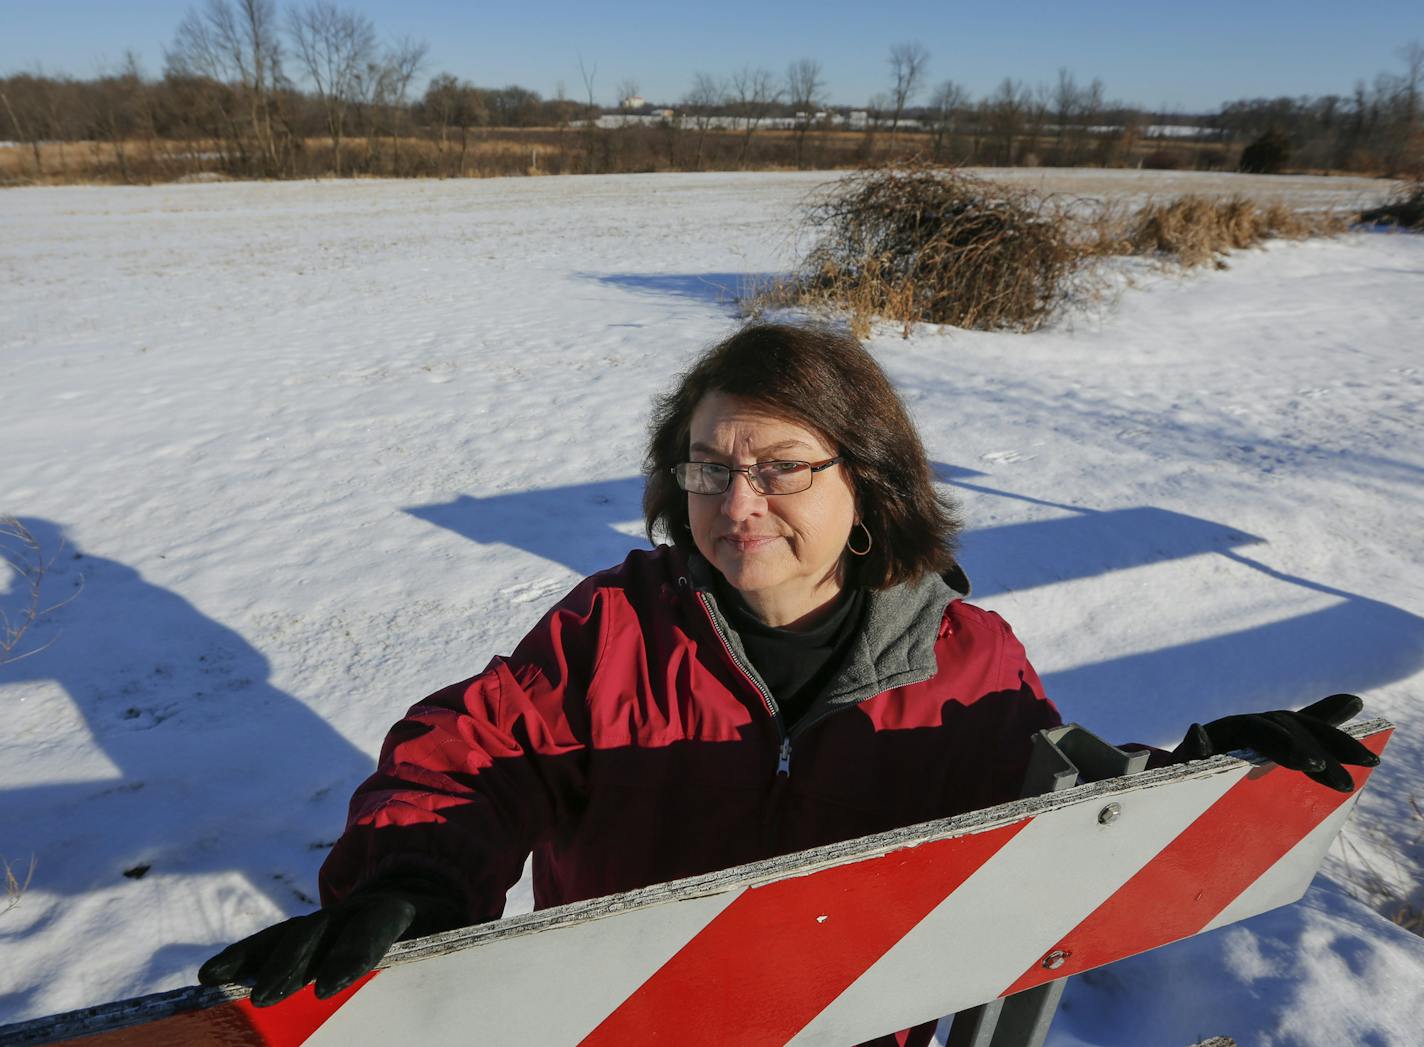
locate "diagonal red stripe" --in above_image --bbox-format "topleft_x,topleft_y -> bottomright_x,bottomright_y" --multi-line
1000,730 -> 1391,997
580,819 -> 1030,1047
234,971 -> 378,1045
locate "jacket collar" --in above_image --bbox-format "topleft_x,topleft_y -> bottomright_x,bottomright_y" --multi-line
682,549 -> 966,720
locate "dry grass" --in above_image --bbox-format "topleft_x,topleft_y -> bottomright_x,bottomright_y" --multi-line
3,854 -> 36,915
1335,792 -> 1424,939
757,162 -> 1085,336
0,126 -> 1264,187
1123,194 -> 1347,268
1,516 -> 81,665
0,133 -> 580,184
1390,792 -> 1424,935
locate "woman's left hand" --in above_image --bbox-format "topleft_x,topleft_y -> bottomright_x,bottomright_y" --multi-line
1174,693 -> 1380,792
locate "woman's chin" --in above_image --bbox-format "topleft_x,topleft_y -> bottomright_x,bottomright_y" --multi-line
713,547 -> 787,593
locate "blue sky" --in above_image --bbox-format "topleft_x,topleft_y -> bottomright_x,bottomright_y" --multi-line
3,0 -> 1421,112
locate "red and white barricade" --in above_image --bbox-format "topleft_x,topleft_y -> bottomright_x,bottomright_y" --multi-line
0,718 -> 1392,1047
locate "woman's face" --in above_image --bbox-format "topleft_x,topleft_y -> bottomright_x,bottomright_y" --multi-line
686,392 -> 858,627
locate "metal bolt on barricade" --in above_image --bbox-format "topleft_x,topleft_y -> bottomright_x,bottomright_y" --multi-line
1042,949 -> 1071,970
1098,802 -> 1122,825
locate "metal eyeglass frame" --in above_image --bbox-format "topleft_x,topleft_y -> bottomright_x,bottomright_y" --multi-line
671,457 -> 844,496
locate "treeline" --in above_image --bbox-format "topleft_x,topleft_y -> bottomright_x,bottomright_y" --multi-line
1,0 -> 1419,184
1216,51 -> 1422,175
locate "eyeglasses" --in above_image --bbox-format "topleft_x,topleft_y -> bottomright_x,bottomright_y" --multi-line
672,457 -> 843,496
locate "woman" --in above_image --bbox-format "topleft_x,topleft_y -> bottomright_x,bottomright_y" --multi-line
200,323 -> 1376,1027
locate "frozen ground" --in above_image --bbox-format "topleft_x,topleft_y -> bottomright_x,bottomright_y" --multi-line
1,171 -> 1421,1044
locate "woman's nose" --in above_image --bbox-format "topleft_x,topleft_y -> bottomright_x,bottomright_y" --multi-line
720,471 -> 766,518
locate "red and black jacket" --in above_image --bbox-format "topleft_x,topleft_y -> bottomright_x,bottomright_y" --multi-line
319,545 -> 1062,921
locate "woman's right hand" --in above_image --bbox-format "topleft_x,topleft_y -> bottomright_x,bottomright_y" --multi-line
198,881 -> 459,1006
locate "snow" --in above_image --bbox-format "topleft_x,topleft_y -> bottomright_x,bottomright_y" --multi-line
1,171 -> 1421,1044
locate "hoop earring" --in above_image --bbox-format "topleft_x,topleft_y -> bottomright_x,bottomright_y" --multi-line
846,521 -> 873,557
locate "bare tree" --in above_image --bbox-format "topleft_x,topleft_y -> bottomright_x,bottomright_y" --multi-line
422,71 -> 459,157
729,65 -> 780,167
166,4 -> 239,168
420,72 -> 487,175
1053,68 -> 1080,161
616,78 -> 641,108
89,53 -> 150,183
607,76 -> 643,168
1082,76 -> 1105,159
0,78 -> 45,175
682,71 -> 723,170
786,58 -> 825,168
1397,42 -> 1424,174
927,79 -> 969,161
373,36 -> 427,173
886,42 -> 929,146
1026,81 -> 1052,163
577,56 -> 598,109
1400,41 -> 1423,133
986,78 -> 1029,165
287,1 -> 376,175
859,92 -> 889,160
1051,70 -> 1105,166
577,53 -> 599,172
169,0 -> 285,173
42,73 -> 79,175
0,69 -> 82,177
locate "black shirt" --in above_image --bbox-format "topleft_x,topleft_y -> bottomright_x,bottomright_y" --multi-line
714,578 -> 867,730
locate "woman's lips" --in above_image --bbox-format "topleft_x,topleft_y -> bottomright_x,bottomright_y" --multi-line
721,535 -> 781,552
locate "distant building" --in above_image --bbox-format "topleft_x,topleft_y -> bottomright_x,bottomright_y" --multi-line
619,95 -> 646,110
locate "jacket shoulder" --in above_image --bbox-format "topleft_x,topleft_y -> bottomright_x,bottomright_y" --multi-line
942,599 -> 1018,639
571,545 -> 684,603
526,546 -> 683,641
938,600 -> 1054,714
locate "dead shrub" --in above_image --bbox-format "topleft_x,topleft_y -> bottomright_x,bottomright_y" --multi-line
762,162 -> 1084,335
1359,176 -> 1424,230
1125,194 -> 1345,268
752,166 -> 1351,335
1238,129 -> 1292,174
1141,148 -> 1184,171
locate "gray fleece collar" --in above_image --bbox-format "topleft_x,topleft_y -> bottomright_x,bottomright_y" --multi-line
686,553 -> 965,722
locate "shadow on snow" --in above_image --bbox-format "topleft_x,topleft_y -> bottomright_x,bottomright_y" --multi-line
0,519 -> 375,931
582,271 -> 784,311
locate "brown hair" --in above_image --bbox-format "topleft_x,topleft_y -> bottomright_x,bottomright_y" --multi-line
643,322 -> 961,589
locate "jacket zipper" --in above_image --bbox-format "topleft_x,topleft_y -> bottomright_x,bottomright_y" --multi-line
694,590 -> 941,779
695,591 -> 791,776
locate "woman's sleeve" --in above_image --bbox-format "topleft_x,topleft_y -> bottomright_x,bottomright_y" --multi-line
994,614 -> 1056,715
317,576 -> 608,924
965,611 -> 1065,809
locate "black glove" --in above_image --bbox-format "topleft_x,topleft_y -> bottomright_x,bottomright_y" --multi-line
198,877 -> 463,1007
1174,692 -> 1379,793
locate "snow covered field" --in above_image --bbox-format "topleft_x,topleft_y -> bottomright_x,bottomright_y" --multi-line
1,171 -> 1421,1044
